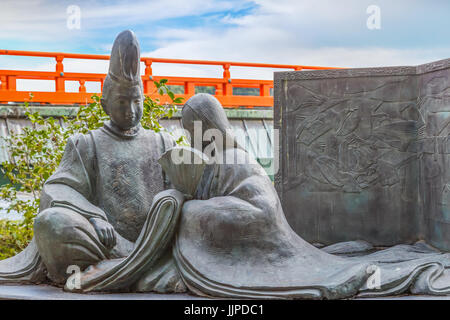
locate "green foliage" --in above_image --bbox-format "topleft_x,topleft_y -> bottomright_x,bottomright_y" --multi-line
195,86 -> 216,95
141,80 -> 183,133
0,81 -> 184,259
0,220 -> 32,260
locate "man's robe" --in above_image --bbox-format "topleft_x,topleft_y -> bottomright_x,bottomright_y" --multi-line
41,125 -> 172,242
0,124 -> 185,292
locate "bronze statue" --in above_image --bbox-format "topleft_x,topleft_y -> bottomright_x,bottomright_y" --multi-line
2,30 -> 450,299
68,93 -> 450,298
0,30 -> 186,293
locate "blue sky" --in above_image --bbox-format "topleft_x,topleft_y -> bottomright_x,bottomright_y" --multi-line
0,0 -> 449,90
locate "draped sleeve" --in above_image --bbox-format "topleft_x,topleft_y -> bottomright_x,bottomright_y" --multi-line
159,131 -> 177,189
39,132 -> 107,221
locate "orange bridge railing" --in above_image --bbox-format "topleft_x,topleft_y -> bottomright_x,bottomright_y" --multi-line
0,50 -> 338,108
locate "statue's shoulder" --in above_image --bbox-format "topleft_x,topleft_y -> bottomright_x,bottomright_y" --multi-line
66,131 -> 94,148
64,131 -> 96,161
141,129 -> 176,153
157,130 -> 176,152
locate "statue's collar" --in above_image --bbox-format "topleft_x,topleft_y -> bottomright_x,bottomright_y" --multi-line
103,121 -> 141,139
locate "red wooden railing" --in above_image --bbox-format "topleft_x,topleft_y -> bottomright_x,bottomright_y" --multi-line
0,50 -> 338,108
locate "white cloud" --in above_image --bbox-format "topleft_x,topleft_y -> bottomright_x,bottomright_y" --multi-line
146,0 -> 450,75
1,0 -> 449,93
0,0 -> 251,42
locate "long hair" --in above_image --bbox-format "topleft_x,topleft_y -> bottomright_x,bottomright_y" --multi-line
182,94 -> 244,151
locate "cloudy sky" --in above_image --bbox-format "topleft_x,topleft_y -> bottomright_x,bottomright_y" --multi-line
0,0 -> 449,91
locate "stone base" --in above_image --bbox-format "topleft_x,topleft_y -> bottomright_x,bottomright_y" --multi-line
0,284 -> 449,300
0,284 -> 206,300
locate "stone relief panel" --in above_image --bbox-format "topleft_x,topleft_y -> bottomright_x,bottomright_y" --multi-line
275,59 -> 450,249
419,66 -> 450,250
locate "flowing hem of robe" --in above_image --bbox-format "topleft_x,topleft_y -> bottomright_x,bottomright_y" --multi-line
172,147 -> 450,300
0,239 -> 46,284
0,185 -> 112,284
173,240 -> 369,299
173,238 -> 450,299
64,189 -> 186,293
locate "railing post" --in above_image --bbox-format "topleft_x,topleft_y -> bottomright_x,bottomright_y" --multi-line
223,63 -> 231,79
0,76 -> 7,103
55,55 -> 65,92
0,75 -> 9,104
185,82 -> 195,96
260,84 -> 270,97
7,76 -> 16,91
215,84 -> 223,96
78,80 -> 86,93
0,76 -> 7,91
144,59 -> 153,76
222,64 -> 232,96
143,59 -> 156,94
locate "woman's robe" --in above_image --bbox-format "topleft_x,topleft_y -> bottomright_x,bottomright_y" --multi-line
173,147 -> 450,299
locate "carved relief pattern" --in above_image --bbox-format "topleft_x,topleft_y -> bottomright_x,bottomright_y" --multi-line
275,58 -> 450,248
284,78 -> 423,194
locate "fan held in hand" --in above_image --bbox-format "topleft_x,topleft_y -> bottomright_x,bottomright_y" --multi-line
158,146 -> 209,198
